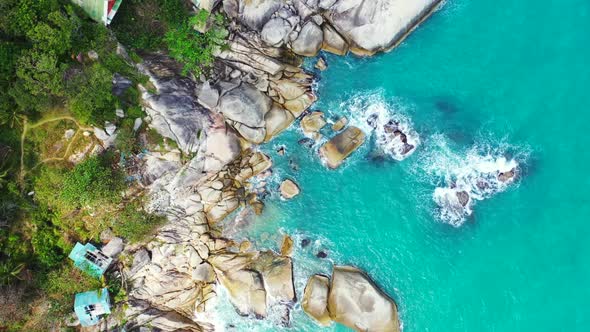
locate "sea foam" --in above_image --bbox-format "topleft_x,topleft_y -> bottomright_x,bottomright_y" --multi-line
338,91 -> 420,161
418,134 -> 525,226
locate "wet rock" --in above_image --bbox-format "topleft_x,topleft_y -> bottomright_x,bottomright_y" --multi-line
239,240 -> 252,253
280,179 -> 300,199
251,200 -> 265,215
301,111 -> 327,134
251,251 -> 296,304
209,252 -> 267,317
315,57 -> 328,71
331,116 -> 348,131
316,251 -> 328,259
328,266 -> 401,332
280,235 -> 294,256
320,126 -> 366,169
498,169 -> 516,182
277,146 -> 286,156
302,274 -> 331,326
301,238 -> 311,248
298,137 -> 315,148
456,191 -> 470,207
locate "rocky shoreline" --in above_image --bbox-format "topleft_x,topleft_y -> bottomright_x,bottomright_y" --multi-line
90,1 -> 444,330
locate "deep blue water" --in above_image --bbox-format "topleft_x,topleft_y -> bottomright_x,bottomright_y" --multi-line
216,1 -> 590,331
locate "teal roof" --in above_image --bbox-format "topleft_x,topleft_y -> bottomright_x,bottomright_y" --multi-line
74,288 -> 111,326
68,242 -> 112,278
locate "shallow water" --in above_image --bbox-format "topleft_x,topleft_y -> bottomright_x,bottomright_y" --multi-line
216,0 -> 590,330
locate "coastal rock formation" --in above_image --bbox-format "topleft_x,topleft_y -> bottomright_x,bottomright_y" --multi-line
217,82 -> 272,144
302,266 -> 401,331
301,111 -> 327,134
280,179 -> 300,199
329,266 -> 400,332
291,21 -> 324,56
223,0 -> 443,55
302,274 -> 331,326
116,0 -> 445,328
324,0 -> 443,55
332,116 -> 348,131
209,250 -> 295,318
320,126 -> 366,168
139,55 -> 210,154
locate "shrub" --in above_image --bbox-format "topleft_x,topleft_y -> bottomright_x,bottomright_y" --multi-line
165,10 -> 229,76
110,202 -> 164,243
66,63 -> 117,125
42,263 -> 102,318
60,156 -> 124,210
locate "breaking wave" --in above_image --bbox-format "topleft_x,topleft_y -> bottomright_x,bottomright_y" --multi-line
417,134 -> 527,226
337,90 -> 420,161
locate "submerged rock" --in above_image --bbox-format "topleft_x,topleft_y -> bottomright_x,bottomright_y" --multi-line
328,266 -> 401,332
320,126 -> 366,168
302,274 -> 331,326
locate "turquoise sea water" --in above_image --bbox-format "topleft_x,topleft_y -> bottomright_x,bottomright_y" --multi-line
216,0 -> 590,331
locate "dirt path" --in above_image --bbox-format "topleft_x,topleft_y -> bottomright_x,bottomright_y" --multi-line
19,116 -> 94,182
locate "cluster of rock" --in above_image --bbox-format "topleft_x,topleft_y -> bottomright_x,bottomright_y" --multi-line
303,266 -> 401,332
87,0 -> 447,330
225,0 -> 443,56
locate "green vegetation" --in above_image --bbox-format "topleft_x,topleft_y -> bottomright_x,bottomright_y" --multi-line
0,0 -> 229,329
60,155 -> 124,210
111,0 -> 191,50
166,9 -> 229,76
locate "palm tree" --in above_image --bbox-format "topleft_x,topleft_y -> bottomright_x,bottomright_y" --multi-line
0,261 -> 25,285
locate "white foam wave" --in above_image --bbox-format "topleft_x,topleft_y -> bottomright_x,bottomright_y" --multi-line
418,134 -> 525,226
338,91 -> 420,161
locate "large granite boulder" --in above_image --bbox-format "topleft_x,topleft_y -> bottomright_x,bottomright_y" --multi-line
209,252 -> 267,317
301,111 -> 327,134
217,82 -> 272,143
264,104 -> 295,141
291,21 -> 324,56
319,126 -> 366,168
280,179 -> 300,199
328,266 -> 400,332
261,17 -> 292,47
224,0 -> 283,31
302,274 -> 331,326
140,55 -> 210,154
251,251 -> 296,303
324,0 -> 443,55
322,23 -> 349,55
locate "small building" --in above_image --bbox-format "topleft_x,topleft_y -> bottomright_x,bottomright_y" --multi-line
74,288 -> 111,326
71,0 -> 123,25
69,242 -> 113,278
